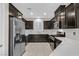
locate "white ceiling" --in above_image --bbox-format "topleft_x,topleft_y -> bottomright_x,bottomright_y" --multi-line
12,3 -> 67,20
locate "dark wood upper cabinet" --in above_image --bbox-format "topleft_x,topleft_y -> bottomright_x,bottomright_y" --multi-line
64,3 -> 79,28
44,21 -> 51,29
50,21 -> 54,29
50,17 -> 56,29
76,3 -> 79,28
53,3 -> 79,29
59,10 -> 66,29
54,5 -> 65,29
9,3 -> 23,17
25,21 -> 33,29
55,5 -> 65,16
65,3 -> 76,28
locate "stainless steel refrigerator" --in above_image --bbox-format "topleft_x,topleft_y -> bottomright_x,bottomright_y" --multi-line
9,16 -> 25,56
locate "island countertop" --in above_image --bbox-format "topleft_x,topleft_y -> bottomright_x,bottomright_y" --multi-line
49,37 -> 79,56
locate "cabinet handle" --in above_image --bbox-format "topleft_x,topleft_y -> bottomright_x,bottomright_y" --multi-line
0,44 -> 3,47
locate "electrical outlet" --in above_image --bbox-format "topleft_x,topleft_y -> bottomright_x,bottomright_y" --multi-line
73,32 -> 76,35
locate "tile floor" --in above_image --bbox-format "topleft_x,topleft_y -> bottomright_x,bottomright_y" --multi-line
23,43 -> 52,56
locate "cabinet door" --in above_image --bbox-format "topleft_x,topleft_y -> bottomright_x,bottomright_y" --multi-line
56,15 -> 61,29
66,4 -> 76,28
50,21 -> 54,29
60,10 -> 66,29
25,21 -> 33,29
76,4 -> 79,28
44,21 -> 51,29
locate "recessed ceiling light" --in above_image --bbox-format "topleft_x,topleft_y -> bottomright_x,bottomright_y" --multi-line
43,12 -> 47,15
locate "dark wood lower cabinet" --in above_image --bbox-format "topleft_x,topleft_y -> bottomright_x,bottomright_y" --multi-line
28,34 -> 50,42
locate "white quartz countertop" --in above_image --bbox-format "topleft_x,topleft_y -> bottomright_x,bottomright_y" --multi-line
49,37 -> 79,56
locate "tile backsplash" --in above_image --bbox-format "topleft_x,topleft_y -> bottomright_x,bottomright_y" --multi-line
25,29 -> 79,41
64,29 -> 79,41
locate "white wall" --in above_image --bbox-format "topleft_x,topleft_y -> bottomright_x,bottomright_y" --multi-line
0,3 -> 9,56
